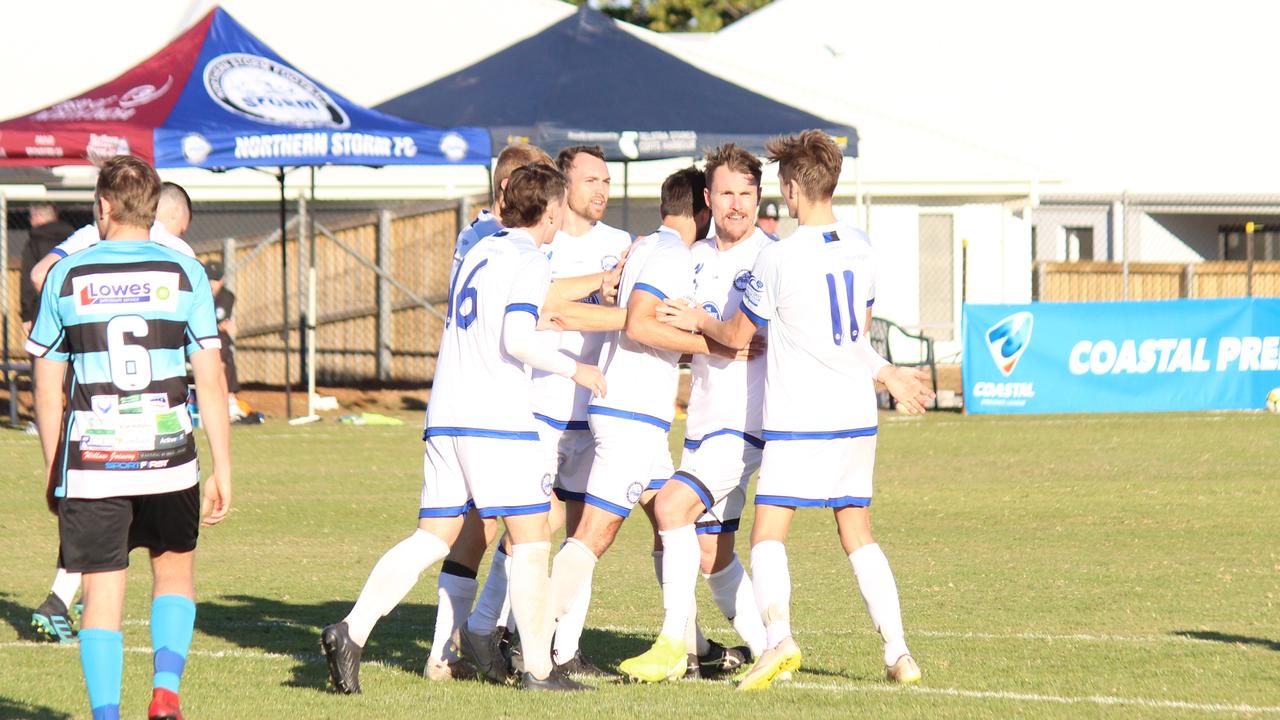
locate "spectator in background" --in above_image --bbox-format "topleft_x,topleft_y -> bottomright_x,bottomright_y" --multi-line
756,200 -> 781,239
204,261 -> 244,421
20,203 -> 74,335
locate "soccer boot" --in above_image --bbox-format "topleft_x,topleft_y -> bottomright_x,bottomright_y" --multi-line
320,622 -> 363,694
519,665 -> 594,692
147,688 -> 184,720
684,653 -> 702,680
886,654 -> 922,684
457,625 -> 511,684
499,626 -> 523,678
31,593 -> 75,644
555,649 -> 615,679
619,635 -> 687,683
698,639 -> 753,678
736,636 -> 802,691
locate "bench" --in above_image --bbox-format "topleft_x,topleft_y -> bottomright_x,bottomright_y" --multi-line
869,317 -> 938,410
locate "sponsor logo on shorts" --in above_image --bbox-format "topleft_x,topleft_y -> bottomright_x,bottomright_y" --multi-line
541,473 -> 553,497
626,481 -> 644,505
204,53 -> 350,129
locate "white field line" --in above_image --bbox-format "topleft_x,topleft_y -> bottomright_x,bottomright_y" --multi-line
3,641 -> 1276,716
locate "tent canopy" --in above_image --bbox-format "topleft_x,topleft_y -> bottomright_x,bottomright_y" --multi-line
376,4 -> 856,161
0,7 -> 490,170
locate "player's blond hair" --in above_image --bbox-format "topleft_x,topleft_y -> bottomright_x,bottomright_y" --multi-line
765,130 -> 843,201
493,144 -> 554,204
96,155 -> 161,228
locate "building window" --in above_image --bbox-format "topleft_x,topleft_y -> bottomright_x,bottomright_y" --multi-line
1064,227 -> 1093,262
1220,225 -> 1278,261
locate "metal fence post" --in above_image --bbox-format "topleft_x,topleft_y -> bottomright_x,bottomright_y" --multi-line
1120,191 -> 1131,301
1246,221 -> 1256,297
1184,263 -> 1196,299
222,236 -> 237,292
376,209 -> 392,383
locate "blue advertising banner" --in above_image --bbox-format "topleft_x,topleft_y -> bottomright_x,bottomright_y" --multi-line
963,299 -> 1280,414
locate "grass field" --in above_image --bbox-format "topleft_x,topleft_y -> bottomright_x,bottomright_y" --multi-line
0,411 -> 1277,719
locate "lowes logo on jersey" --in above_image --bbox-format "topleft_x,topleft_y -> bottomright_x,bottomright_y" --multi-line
73,271 -> 180,316
985,312 -> 1034,376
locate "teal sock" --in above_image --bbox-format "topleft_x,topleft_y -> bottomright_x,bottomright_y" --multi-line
79,628 -> 123,720
150,595 -> 196,693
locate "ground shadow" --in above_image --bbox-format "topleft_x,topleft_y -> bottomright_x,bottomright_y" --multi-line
0,593 -> 39,641
400,395 -> 428,411
1174,630 -> 1280,651
0,696 -> 72,720
199,594 -> 657,692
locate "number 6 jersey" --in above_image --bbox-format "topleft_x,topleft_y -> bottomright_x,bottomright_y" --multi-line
26,241 -> 221,499
740,222 -> 880,439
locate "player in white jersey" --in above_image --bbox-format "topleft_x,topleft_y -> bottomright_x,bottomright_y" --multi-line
659,131 -> 934,690
29,181 -> 201,647
321,164 -> 605,694
547,167 -> 755,666
620,146 -> 776,682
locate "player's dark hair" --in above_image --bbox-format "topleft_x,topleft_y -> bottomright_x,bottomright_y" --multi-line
96,155 -> 161,228
500,164 -> 567,228
703,143 -> 762,191
765,130 -> 844,201
659,166 -> 707,219
556,145 -> 606,174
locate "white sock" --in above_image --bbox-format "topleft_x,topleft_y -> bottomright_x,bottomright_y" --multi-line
467,547 -> 511,635
658,527 -> 700,642
51,568 -> 81,608
705,554 -> 766,657
653,549 -> 708,655
429,570 -> 477,661
343,529 -> 450,647
509,542 -> 554,679
750,540 -> 792,649
549,538 -> 597,663
850,543 -> 909,665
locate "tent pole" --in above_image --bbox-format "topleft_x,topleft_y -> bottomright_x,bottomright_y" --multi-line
622,161 -> 630,231
279,167 -> 292,419
307,167 -> 317,418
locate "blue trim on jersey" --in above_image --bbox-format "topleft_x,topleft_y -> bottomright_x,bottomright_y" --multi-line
672,471 -> 713,512
823,231 -> 840,243
633,282 -> 667,301
739,300 -> 768,327
505,302 -> 539,320
584,492 -> 632,518
554,488 -> 586,502
755,494 -> 872,509
419,500 -> 475,518
587,405 -> 671,431
534,413 -> 589,431
761,426 -> 877,441
867,298 -> 875,307
51,247 -> 68,259
646,479 -> 667,492
683,428 -> 764,450
476,501 -> 551,519
424,427 -> 539,441
696,519 -> 740,535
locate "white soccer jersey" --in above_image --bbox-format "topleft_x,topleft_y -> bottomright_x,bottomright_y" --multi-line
588,226 -> 692,428
452,209 -> 502,275
529,221 -> 631,427
684,228 -> 773,444
741,222 -> 879,439
54,223 -> 195,259
425,228 -> 550,439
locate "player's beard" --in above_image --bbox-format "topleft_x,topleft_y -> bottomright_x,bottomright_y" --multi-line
570,192 -> 606,223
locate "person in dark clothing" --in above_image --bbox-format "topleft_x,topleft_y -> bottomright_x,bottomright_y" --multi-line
20,203 -> 75,335
204,260 -> 243,419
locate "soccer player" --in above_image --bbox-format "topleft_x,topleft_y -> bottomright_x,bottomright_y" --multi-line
658,130 -> 934,691
321,164 -> 605,694
620,145 -> 775,682
546,166 -> 746,664
26,155 -> 231,720
29,181 -> 201,646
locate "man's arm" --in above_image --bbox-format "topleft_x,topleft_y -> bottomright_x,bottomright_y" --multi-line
545,301 -> 627,333
546,272 -> 609,304
503,308 -> 607,398
191,348 -> 232,526
33,358 -> 67,514
656,298 -> 759,351
29,252 -> 60,296
625,291 -> 719,355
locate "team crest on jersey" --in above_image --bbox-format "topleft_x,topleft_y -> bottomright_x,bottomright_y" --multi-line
601,255 -> 620,271
91,394 -> 118,416
702,301 -> 721,319
625,481 -> 644,505
733,270 -> 752,291
541,473 -> 554,497
72,271 -> 179,316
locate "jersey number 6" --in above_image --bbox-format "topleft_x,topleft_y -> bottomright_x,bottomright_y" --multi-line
106,314 -> 153,391
447,259 -> 488,330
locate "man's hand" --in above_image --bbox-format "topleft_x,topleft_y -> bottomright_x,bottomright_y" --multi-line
45,473 -> 59,517
656,297 -> 709,333
537,311 -> 566,332
571,362 -> 607,399
879,366 -> 935,415
736,335 -> 767,362
201,469 -> 232,526
600,266 -> 622,306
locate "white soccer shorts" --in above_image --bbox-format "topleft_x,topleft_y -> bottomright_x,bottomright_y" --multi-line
755,435 -> 876,509
535,418 -> 595,502
584,411 -> 672,517
419,435 -> 552,519
663,430 -> 762,533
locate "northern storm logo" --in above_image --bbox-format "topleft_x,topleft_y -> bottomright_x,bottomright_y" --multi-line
985,312 -> 1034,376
204,53 -> 349,128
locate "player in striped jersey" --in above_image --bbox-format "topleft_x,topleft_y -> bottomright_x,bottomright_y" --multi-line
29,181 -> 200,647
27,156 -> 231,720
659,131 -> 934,690
322,164 -> 605,694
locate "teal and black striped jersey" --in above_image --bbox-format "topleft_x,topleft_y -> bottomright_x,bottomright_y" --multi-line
26,240 -> 221,500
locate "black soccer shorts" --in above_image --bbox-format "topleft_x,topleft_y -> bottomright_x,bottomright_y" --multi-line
58,484 -> 200,573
